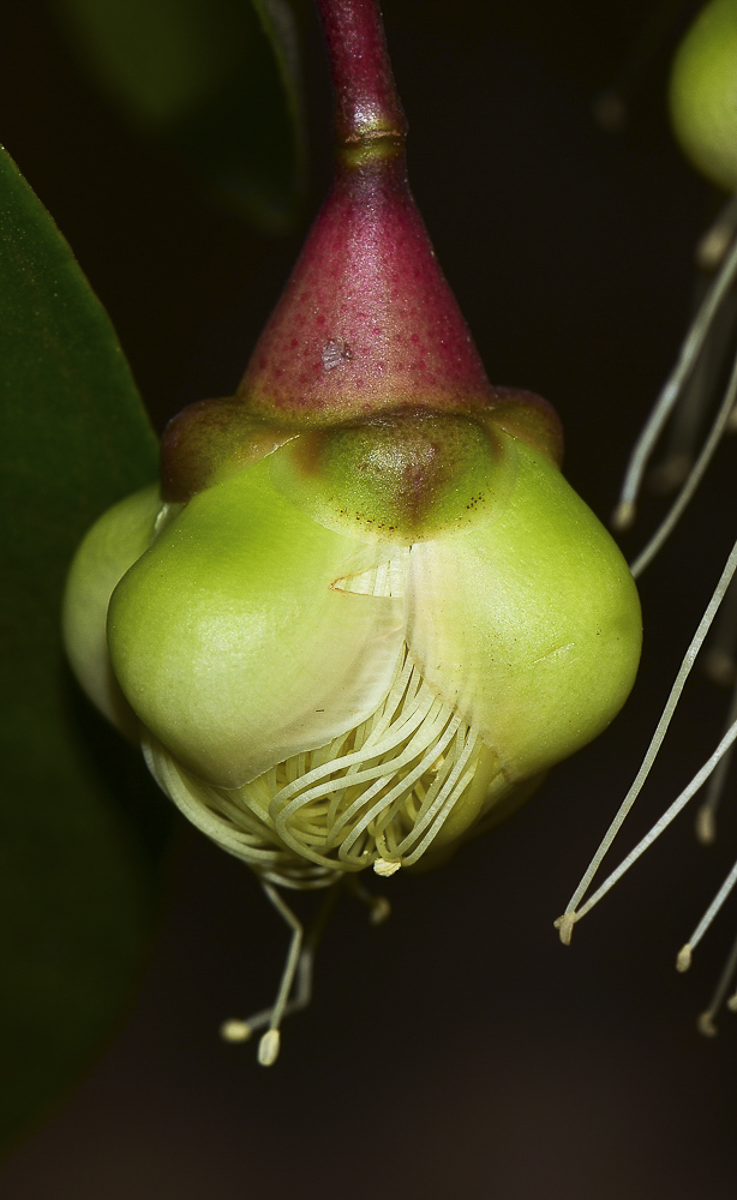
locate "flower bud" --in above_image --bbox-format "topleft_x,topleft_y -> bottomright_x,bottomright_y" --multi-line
669,0 -> 737,192
62,0 -> 642,1057
65,405 -> 641,883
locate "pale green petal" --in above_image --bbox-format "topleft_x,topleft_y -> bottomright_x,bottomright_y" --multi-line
108,456 -> 406,788
407,437 -> 642,780
62,484 -> 161,737
670,0 -> 737,191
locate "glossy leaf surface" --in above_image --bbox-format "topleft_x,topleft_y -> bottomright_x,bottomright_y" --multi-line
0,145 -> 170,1151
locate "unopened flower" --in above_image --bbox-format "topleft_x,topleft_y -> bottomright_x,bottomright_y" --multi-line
63,0 -> 642,1062
66,407 -> 640,883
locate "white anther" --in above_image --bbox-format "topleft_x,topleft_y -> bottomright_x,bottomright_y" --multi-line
697,1011 -> 719,1037
554,911 -> 577,946
258,1030 -> 281,1066
220,1019 -> 253,1043
677,944 -> 693,973
374,857 -> 401,877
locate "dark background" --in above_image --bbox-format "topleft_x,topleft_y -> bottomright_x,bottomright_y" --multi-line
3,1 -> 737,1196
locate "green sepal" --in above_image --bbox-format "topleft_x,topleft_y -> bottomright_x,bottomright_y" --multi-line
269,412 -> 519,542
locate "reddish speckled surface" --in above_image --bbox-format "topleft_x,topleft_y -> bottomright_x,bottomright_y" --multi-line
317,0 -> 407,143
238,153 -> 495,423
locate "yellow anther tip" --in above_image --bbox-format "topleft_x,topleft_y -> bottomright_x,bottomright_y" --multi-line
373,857 -> 402,877
703,649 -> 737,688
696,225 -> 733,271
697,1011 -> 719,1037
695,804 -> 716,845
220,1019 -> 253,1043
611,500 -> 636,532
676,944 -> 693,973
555,911 -> 577,946
369,896 -> 392,925
258,1030 -> 281,1066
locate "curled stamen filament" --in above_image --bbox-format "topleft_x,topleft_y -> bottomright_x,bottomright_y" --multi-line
144,646 -> 496,889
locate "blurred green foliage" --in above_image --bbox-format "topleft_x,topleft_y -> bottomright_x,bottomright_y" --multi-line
0,139 -> 176,1149
53,0 -> 307,231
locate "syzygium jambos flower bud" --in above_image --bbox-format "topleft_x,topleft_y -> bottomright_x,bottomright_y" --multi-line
63,0 -> 641,1059
669,0 -> 737,193
66,405 -> 640,884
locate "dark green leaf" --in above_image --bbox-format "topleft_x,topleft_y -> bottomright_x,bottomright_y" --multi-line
54,0 -> 307,232
0,144 -> 172,1151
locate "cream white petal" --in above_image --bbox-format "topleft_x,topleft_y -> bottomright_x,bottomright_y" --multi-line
406,438 -> 642,781
108,457 -> 408,788
62,485 -> 161,738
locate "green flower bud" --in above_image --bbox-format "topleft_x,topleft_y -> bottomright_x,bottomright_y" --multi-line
669,0 -> 737,191
65,411 -> 641,884
62,0 -> 643,1060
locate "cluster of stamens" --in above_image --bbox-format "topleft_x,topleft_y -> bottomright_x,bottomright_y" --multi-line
146,641 -> 494,888
556,194 -> 737,1034
144,638 -> 495,1063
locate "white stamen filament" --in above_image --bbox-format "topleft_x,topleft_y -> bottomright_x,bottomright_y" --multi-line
220,867 -> 377,1063
557,535 -> 737,936
695,671 -> 737,844
629,348 -> 737,578
145,646 -> 493,890
239,649 -> 486,877
560,193 -> 737,1030
560,712 -> 737,931
612,229 -> 737,530
685,854 -> 737,956
696,930 -> 737,1036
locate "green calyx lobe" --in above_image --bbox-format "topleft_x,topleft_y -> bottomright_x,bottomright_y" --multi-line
160,397 -> 296,502
161,397 -> 562,543
270,410 -> 516,542
161,387 -> 562,525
